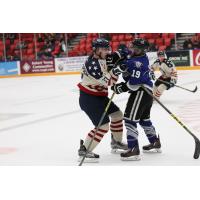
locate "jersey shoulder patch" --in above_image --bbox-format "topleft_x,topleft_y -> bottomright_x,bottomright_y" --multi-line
154,59 -> 161,64
163,59 -> 174,68
85,57 -> 103,79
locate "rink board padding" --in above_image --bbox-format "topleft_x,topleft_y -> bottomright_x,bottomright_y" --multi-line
0,71 -> 80,78
0,66 -> 200,78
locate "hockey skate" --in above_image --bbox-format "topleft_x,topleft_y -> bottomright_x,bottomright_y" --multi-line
78,140 -> 99,163
120,146 -> 141,161
143,136 -> 162,153
110,135 -> 128,154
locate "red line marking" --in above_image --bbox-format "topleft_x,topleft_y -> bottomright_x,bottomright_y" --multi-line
0,147 -> 18,154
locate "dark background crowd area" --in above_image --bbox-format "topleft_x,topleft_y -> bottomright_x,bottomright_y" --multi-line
0,33 -> 199,62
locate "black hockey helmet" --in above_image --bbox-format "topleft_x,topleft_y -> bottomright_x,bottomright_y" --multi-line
118,43 -> 127,52
157,50 -> 166,57
132,38 -> 149,51
92,38 -> 110,50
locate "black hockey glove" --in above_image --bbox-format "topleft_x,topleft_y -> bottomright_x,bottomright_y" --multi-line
112,63 -> 128,76
169,78 -> 177,88
106,52 -> 123,72
111,82 -> 129,94
107,50 -> 129,72
118,44 -> 130,58
149,70 -> 156,81
106,55 -> 114,72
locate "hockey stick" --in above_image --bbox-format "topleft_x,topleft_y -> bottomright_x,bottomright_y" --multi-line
78,92 -> 116,166
157,78 -> 198,93
141,85 -> 200,159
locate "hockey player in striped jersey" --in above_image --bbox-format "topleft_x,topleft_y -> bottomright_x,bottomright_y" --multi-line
111,38 -> 161,161
78,38 -> 129,162
150,51 -> 178,99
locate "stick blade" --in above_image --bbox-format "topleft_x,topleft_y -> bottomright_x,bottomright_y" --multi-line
193,139 -> 200,159
193,86 -> 198,93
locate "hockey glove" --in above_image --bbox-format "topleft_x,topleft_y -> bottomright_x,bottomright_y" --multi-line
118,46 -> 130,58
112,63 -> 127,76
169,78 -> 177,88
106,55 -> 114,72
149,70 -> 156,81
106,52 -> 124,72
111,82 -> 129,94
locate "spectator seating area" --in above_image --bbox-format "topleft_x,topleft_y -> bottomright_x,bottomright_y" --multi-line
182,33 -> 200,50
0,33 -> 77,61
1,33 -> 200,61
68,33 -> 176,57
68,33 -> 99,57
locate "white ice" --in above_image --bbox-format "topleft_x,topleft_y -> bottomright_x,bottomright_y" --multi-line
0,70 -> 200,166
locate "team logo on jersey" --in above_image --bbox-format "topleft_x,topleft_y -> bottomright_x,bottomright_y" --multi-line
134,61 -> 143,68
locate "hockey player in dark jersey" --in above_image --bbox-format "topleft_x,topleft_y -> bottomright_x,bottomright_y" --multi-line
77,38 -> 129,162
111,38 -> 161,161
150,51 -> 178,99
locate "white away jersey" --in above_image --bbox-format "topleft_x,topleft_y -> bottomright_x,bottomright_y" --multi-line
77,55 -> 118,96
151,58 -> 178,80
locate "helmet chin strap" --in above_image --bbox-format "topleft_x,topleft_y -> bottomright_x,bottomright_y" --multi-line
99,52 -> 104,59
133,48 -> 143,56
94,49 -> 104,59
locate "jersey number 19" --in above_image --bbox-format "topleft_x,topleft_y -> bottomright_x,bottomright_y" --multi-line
131,70 -> 141,78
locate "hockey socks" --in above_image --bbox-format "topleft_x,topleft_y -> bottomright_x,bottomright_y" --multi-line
139,120 -> 158,144
84,123 -> 109,152
110,119 -> 123,141
109,110 -> 123,142
124,120 -> 139,149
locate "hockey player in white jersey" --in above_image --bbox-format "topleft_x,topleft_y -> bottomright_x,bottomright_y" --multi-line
150,51 -> 178,99
77,38 -> 129,162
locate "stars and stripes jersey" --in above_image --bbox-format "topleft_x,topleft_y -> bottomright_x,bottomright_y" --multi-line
77,54 -> 119,96
151,58 -> 178,81
123,54 -> 153,91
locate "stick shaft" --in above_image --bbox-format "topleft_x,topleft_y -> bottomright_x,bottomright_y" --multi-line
142,86 -> 196,137
157,78 -> 197,93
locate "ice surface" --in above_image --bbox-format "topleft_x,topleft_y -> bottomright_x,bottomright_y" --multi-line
0,70 -> 200,165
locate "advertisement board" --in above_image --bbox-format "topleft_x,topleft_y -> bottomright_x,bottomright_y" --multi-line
55,56 -> 88,72
55,52 -> 184,72
0,61 -> 19,76
166,50 -> 190,66
192,50 -> 200,66
20,60 -> 55,74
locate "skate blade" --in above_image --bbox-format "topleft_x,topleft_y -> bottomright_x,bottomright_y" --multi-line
143,148 -> 162,153
78,157 -> 99,163
111,149 -> 127,154
120,155 -> 141,161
